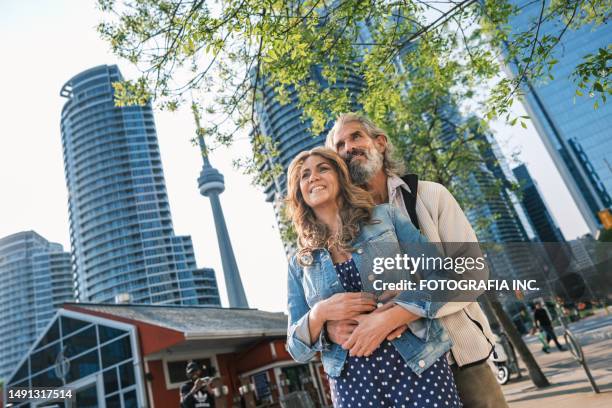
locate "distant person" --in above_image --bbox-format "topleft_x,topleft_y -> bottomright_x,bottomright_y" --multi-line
180,361 -> 216,408
533,302 -> 566,353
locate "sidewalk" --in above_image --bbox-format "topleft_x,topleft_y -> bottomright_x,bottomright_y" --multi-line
503,315 -> 612,407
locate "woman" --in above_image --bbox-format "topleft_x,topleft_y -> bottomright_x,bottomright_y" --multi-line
285,147 -> 462,407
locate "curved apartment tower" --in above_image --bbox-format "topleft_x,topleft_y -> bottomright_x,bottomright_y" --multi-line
0,231 -> 74,380
60,65 -> 220,306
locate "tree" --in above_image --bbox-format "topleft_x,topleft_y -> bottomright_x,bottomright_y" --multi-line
97,0 -> 609,141
96,0 -> 609,198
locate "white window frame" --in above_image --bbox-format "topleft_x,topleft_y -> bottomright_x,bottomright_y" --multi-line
161,353 -> 220,390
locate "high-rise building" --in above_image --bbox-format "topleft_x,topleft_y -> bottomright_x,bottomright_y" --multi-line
568,233 -> 597,271
432,107 -> 532,246
513,164 -> 565,242
437,116 -> 536,290
255,66 -> 364,204
507,0 -> 612,233
253,66 -> 364,255
0,231 -> 74,379
60,65 -> 220,306
252,12 -> 540,290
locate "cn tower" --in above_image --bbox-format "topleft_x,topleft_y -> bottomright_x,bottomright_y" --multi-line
193,106 -> 249,308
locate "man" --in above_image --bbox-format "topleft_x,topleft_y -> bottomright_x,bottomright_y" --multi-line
180,361 -> 216,408
533,302 -> 566,352
324,113 -> 508,408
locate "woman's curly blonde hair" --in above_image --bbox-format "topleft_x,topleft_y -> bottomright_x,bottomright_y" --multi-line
285,147 -> 375,264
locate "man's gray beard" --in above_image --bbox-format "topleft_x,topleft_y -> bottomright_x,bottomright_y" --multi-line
348,148 -> 384,185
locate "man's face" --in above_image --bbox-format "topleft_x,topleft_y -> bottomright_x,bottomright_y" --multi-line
332,122 -> 386,185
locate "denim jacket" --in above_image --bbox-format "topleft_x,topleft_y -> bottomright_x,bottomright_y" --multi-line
286,204 -> 452,378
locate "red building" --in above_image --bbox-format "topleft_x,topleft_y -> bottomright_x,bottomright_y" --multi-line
3,304 -> 333,407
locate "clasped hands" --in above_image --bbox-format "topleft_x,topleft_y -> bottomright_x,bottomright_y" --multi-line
314,290 -> 419,358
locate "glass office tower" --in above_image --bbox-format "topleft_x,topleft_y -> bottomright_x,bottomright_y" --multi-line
60,65 -> 220,306
438,115 -> 534,285
0,231 -> 74,380
507,0 -> 612,233
513,164 -> 565,242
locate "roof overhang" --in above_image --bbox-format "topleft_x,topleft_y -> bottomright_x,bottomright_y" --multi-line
184,329 -> 286,340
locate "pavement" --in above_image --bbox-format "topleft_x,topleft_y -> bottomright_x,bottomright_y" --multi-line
502,310 -> 612,408
522,312 -> 612,346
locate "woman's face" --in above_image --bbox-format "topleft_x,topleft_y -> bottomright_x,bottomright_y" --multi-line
299,155 -> 340,210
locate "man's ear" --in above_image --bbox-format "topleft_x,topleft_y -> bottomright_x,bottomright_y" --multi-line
373,134 -> 388,153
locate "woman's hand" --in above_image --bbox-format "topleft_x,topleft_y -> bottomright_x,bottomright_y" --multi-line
308,292 -> 376,345
313,292 -> 377,322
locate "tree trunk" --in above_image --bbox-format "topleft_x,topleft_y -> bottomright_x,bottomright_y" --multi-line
482,293 -> 550,388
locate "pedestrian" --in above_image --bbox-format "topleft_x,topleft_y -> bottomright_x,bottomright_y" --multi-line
324,113 -> 508,408
533,302 -> 566,352
180,361 -> 216,408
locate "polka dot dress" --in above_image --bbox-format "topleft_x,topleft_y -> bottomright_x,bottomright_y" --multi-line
329,258 -> 462,408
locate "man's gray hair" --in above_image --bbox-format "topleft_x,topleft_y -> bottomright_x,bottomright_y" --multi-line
325,113 -> 406,176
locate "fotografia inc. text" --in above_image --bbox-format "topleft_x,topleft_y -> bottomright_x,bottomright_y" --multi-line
373,279 -> 540,292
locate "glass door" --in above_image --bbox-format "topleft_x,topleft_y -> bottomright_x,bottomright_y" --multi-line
74,383 -> 98,408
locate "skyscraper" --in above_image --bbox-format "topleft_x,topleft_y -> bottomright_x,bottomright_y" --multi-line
253,66 -> 364,255
0,231 -> 74,379
60,65 -> 220,306
435,115 -> 536,289
255,66 -> 364,204
513,164 -> 565,242
507,0 -> 612,233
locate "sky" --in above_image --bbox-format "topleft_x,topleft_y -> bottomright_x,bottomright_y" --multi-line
0,1 -> 590,313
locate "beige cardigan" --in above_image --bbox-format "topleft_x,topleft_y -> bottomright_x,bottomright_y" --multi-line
401,179 -> 495,366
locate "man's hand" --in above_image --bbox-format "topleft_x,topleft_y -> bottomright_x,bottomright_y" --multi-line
371,303 -> 409,340
342,305 -> 420,357
378,290 -> 401,303
373,292 -> 410,340
314,292 -> 377,322
326,319 -> 358,344
341,312 -> 392,357
193,378 -> 208,392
